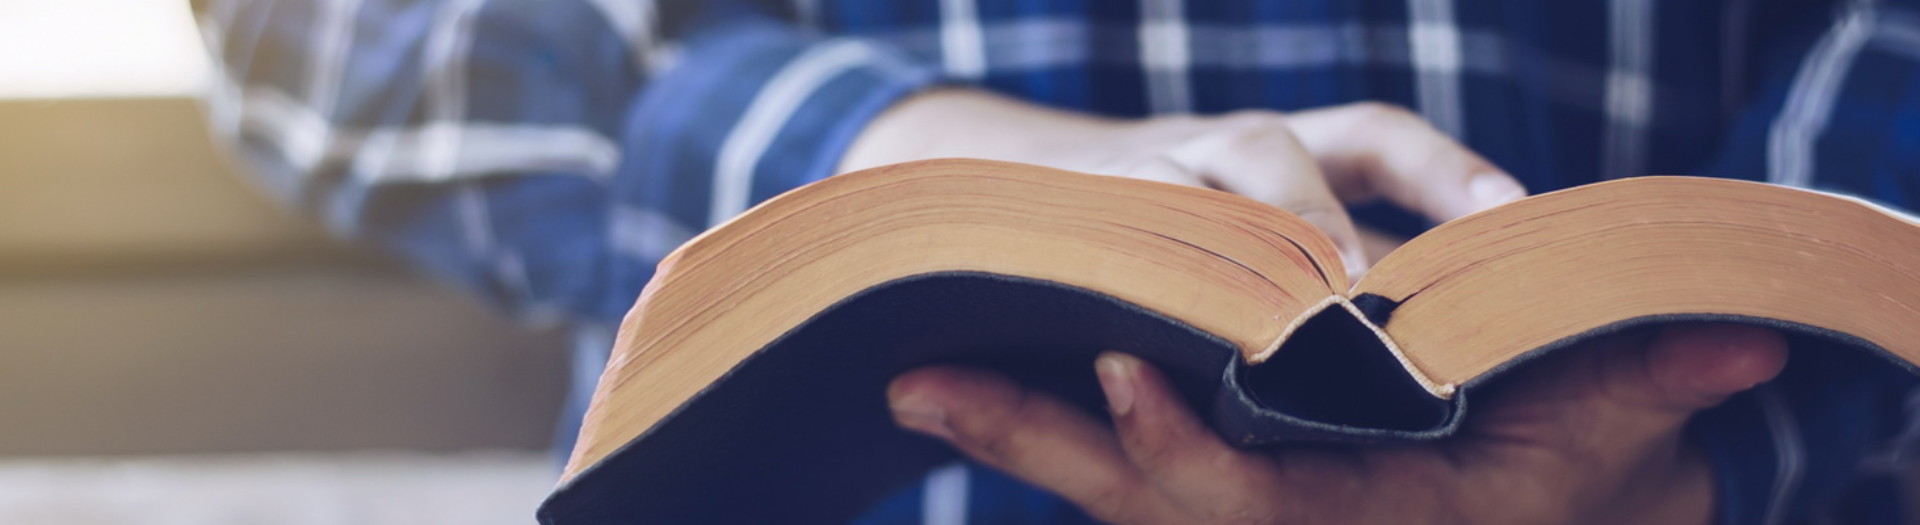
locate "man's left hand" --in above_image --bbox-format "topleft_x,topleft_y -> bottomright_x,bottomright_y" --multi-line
887,323 -> 1787,525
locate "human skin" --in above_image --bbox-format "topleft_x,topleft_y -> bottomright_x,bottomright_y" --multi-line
838,88 -> 1529,276
843,88 -> 1790,524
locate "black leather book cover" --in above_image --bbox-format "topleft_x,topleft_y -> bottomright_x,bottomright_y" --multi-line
538,272 -> 1903,524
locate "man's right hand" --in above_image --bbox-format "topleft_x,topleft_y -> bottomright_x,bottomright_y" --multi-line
838,89 -> 1530,276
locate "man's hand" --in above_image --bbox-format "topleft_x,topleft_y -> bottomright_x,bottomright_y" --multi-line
839,89 -> 1528,274
886,324 -> 1788,525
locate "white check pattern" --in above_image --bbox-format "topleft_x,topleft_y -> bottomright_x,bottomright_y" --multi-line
194,1 -> 1920,523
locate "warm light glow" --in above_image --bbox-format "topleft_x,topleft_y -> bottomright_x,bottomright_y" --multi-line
0,0 -> 208,98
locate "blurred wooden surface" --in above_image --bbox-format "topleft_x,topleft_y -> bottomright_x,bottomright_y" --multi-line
0,97 -> 570,455
0,451 -> 552,524
0,98 -> 324,265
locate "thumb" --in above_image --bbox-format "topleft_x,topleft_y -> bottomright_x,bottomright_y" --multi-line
1455,323 -> 1785,523
1532,323 -> 1790,454
1632,323 -> 1791,413
1576,324 -> 1788,520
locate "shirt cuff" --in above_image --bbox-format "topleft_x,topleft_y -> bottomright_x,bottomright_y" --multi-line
615,10 -> 942,230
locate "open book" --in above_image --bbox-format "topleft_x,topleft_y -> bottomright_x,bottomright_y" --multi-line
539,159 -> 1920,524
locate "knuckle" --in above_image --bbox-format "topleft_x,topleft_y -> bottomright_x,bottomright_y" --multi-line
968,425 -> 1019,462
1344,101 -> 1418,123
1082,482 -> 1136,514
1223,124 -> 1299,149
952,390 -> 1032,461
1214,109 -> 1291,132
1341,102 -> 1437,137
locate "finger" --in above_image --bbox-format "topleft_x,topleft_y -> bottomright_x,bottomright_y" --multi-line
1286,102 -> 1528,222
1476,323 -> 1788,460
1581,323 -> 1786,465
1171,118 -> 1370,278
1097,352 -> 1291,521
1112,155 -> 1212,188
888,365 -> 1180,523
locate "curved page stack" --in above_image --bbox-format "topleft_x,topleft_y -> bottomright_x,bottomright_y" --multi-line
540,159 -> 1920,524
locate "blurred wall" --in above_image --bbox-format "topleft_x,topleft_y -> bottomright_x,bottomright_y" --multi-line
0,97 -> 570,455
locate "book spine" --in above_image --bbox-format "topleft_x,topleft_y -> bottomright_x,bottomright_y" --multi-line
1349,293 -> 1401,326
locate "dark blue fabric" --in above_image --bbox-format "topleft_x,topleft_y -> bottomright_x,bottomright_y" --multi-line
194,0 -> 1920,522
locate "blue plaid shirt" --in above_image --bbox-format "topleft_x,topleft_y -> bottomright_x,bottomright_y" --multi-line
197,0 -> 1920,522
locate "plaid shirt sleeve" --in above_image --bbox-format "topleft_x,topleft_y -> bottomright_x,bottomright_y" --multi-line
195,1 -> 1920,524
193,0 -> 938,324
1700,0 -> 1920,208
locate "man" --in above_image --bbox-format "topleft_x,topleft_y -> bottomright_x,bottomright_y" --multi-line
195,1 -> 1920,522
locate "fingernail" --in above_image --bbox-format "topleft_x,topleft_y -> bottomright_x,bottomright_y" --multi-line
890,394 -> 954,440
1096,353 -> 1137,416
1467,173 -> 1527,210
1670,325 -> 1788,394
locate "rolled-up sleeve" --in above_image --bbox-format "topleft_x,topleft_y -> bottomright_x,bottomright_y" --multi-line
194,0 -> 941,324
604,8 -> 941,315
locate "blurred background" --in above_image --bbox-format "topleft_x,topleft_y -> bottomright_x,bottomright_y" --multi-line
0,1 -> 569,522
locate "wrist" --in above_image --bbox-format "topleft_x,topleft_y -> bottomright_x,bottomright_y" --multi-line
1663,446 -> 1719,525
837,87 -> 1123,173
